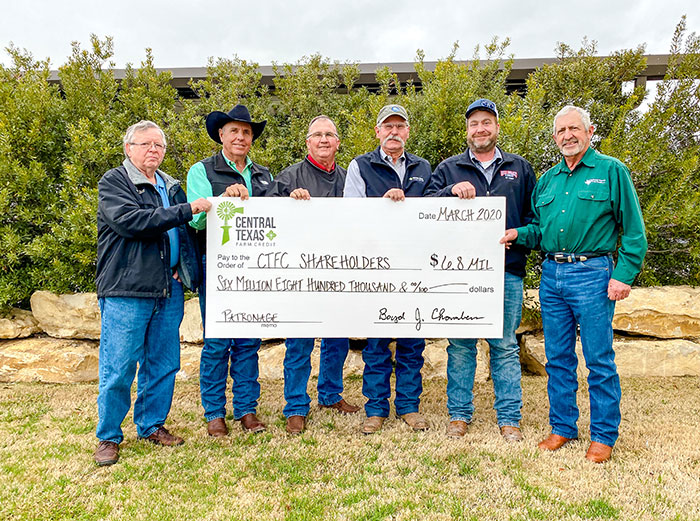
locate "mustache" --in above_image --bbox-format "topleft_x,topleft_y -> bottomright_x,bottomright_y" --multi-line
382,135 -> 405,147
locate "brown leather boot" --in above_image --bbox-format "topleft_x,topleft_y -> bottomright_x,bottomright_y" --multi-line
319,398 -> 361,414
207,417 -> 228,437
239,413 -> 266,433
94,441 -> 119,466
585,442 -> 613,463
446,420 -> 468,438
538,433 -> 575,451
142,426 -> 184,446
286,415 -> 306,434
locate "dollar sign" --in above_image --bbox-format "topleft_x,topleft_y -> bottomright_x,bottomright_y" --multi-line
430,254 -> 438,268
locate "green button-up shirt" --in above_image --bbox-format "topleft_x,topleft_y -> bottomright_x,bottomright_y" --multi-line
515,147 -> 647,284
186,152 -> 253,230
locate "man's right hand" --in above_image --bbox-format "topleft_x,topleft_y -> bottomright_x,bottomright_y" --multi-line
500,229 -> 518,249
452,181 -> 476,199
190,198 -> 212,214
223,184 -> 250,200
383,188 -> 405,201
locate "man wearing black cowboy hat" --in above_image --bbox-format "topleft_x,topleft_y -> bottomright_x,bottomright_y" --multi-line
186,104 -> 272,437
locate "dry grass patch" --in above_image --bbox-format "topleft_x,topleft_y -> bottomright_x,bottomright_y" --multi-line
0,375 -> 698,520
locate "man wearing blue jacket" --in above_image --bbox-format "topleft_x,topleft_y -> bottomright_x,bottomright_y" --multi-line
426,99 -> 536,441
344,104 -> 433,435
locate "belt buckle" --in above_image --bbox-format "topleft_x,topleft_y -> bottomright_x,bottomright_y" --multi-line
553,253 -> 571,263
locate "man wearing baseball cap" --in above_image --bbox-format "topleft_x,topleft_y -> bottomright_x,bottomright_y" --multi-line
426,98 -> 536,442
344,104 -> 433,434
186,104 -> 272,437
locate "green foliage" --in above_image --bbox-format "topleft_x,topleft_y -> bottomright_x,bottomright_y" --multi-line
1,21 -> 699,310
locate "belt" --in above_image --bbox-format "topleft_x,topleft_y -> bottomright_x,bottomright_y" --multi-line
545,252 -> 610,263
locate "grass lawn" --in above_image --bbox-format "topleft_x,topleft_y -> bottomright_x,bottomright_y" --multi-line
1,375 -> 699,520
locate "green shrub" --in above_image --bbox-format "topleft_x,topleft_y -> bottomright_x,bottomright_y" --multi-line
1,19 -> 698,310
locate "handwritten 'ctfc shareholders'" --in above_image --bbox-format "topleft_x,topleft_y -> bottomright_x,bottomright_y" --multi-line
205,197 -> 505,339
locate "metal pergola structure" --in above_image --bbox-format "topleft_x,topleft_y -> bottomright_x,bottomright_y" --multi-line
48,55 -> 671,99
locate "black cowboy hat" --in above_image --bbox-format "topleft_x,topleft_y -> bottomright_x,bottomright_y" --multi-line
205,104 -> 267,143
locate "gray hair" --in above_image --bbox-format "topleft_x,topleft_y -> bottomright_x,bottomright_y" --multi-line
123,120 -> 167,156
553,105 -> 592,134
307,115 -> 338,136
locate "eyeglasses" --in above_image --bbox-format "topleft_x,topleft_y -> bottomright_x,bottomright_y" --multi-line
380,122 -> 409,130
306,131 -> 339,140
130,142 -> 167,151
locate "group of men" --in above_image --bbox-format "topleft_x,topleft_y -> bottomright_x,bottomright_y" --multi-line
94,98 -> 647,467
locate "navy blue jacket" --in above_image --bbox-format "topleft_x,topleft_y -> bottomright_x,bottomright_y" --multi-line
354,146 -> 431,197
426,148 -> 536,277
96,162 -> 201,298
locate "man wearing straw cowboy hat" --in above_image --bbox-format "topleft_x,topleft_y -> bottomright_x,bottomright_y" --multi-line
187,104 -> 272,437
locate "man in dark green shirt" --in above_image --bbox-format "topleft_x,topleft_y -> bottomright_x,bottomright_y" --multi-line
501,105 -> 647,463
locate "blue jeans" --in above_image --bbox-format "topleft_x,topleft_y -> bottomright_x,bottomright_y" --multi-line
446,272 -> 523,427
198,256 -> 261,421
362,338 -> 425,417
96,280 -> 183,443
283,338 -> 350,417
540,255 -> 620,446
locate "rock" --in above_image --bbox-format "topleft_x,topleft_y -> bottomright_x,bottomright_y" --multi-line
612,286 -> 700,338
30,291 -> 101,340
517,289 -> 542,334
614,337 -> 700,377
520,333 -> 700,377
0,308 -> 41,339
180,298 -> 203,344
257,341 -> 286,380
178,343 -> 202,380
519,334 -> 547,376
517,286 -> 700,339
0,337 -> 99,383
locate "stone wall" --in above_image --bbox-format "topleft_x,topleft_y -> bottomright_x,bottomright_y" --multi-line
1,287 -> 698,383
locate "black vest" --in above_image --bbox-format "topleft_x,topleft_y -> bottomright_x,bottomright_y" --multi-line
200,153 -> 272,197
196,153 -> 272,252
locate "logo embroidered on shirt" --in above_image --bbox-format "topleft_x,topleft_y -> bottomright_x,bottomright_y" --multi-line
408,177 -> 425,182
500,170 -> 518,180
585,178 -> 606,185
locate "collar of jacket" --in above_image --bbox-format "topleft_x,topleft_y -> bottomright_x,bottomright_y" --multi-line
122,158 -> 180,192
455,146 -> 511,169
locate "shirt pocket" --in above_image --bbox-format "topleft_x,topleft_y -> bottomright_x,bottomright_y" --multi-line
534,192 -> 555,220
577,187 -> 610,222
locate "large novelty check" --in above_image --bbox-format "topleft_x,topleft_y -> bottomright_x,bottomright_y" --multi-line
205,197 -> 505,338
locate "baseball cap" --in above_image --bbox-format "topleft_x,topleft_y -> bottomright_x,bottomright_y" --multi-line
466,98 -> 499,120
376,104 -> 409,125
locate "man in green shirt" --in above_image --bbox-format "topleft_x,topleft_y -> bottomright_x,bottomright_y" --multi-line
501,105 -> 647,463
186,104 -> 272,437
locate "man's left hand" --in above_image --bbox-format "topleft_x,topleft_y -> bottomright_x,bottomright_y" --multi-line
290,188 -> 311,200
383,188 -> 405,201
608,279 -> 631,301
